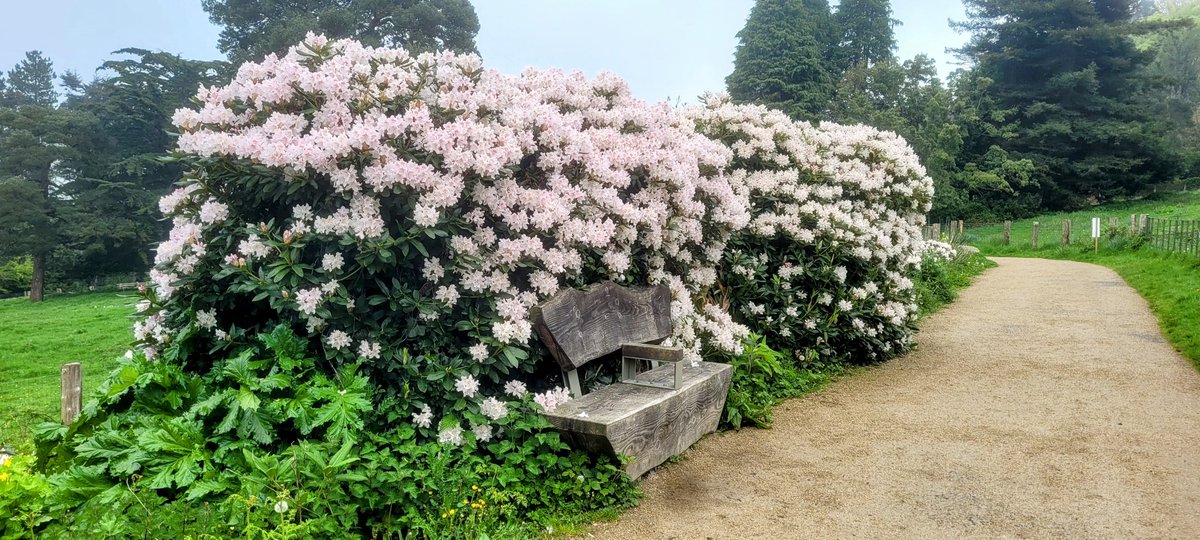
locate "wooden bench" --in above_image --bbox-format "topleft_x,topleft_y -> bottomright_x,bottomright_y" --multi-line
116,282 -> 139,291
530,281 -> 733,478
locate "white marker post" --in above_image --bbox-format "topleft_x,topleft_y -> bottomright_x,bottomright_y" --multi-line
1091,217 -> 1101,254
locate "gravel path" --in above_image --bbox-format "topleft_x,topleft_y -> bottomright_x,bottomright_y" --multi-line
590,257 -> 1200,539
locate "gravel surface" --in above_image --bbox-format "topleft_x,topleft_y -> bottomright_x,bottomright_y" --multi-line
588,257 -> 1200,539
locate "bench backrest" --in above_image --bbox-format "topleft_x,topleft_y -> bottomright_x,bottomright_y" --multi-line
530,281 -> 673,371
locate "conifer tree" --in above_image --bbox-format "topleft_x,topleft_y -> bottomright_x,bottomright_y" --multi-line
956,0 -> 1177,208
834,0 -> 898,70
726,0 -> 838,120
4,51 -> 57,107
202,0 -> 480,64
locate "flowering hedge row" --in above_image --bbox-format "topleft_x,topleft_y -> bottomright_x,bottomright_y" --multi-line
691,96 -> 932,361
139,35 -> 932,446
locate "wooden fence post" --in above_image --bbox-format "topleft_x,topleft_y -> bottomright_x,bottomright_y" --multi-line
957,220 -> 965,241
1003,221 -> 1011,245
1062,219 -> 1071,245
932,223 -> 941,240
1032,221 -> 1039,248
1130,214 -> 1138,234
61,362 -> 82,425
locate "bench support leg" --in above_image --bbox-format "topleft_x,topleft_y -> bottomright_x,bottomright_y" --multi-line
563,369 -> 583,398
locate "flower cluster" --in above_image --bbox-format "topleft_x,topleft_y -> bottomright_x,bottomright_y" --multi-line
688,94 -> 933,361
921,240 -> 958,262
138,35 -> 934,447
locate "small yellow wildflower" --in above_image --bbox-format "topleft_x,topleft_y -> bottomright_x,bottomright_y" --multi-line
0,473 -> 9,482
472,485 -> 479,491
441,512 -> 447,519
448,509 -> 456,516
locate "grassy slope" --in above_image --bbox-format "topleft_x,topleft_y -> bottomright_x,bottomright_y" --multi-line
965,192 -> 1200,254
0,293 -> 135,453
964,192 -> 1200,371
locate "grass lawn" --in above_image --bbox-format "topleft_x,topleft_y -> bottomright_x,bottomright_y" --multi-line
0,292 -> 135,453
964,192 -> 1200,371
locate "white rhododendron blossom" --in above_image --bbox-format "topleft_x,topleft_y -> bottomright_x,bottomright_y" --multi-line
687,94 -> 932,361
437,424 -> 463,446
921,240 -> 957,261
137,35 -> 935,446
533,387 -> 573,414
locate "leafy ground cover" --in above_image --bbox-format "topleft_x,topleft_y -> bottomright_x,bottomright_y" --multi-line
0,253 -> 991,538
964,192 -> 1200,371
0,293 -> 134,453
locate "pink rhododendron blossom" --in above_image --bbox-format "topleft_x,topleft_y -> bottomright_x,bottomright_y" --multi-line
327,331 -> 351,349
321,252 -> 344,272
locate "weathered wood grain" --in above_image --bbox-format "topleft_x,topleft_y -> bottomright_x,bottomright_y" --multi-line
61,362 -> 82,425
530,282 -> 673,371
544,361 -> 733,478
621,343 -> 683,363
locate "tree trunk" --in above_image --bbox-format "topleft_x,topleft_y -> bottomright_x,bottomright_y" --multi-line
30,252 -> 45,303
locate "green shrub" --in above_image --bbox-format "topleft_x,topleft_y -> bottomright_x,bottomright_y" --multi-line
719,335 -> 833,430
0,258 -> 31,295
32,326 -> 636,537
0,455 -> 52,538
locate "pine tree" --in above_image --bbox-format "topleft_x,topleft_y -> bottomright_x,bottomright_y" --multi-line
955,0 -> 1177,209
202,0 -> 480,64
834,0 -> 898,71
5,51 -> 58,107
726,0 -> 839,120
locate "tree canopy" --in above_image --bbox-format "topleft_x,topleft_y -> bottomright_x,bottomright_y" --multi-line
834,0 -> 898,70
726,0 -> 838,120
954,0 -> 1178,209
202,0 -> 480,64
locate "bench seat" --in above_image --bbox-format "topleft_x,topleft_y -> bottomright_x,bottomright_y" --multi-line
543,360 -> 733,478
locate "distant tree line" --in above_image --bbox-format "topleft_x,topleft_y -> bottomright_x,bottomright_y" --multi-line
727,0 -> 1200,221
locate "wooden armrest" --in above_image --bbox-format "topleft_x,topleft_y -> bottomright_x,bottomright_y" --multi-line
620,343 -> 684,390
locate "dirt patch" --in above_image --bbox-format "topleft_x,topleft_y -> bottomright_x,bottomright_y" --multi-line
588,258 -> 1200,539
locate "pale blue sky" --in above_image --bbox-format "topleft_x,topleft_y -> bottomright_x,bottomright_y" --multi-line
0,0 -> 968,103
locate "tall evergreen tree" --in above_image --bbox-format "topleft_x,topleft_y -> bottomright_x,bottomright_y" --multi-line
726,0 -> 839,120
834,0 -> 898,71
1141,2 -> 1200,178
0,100 -> 100,301
202,0 -> 480,64
955,0 -> 1178,209
52,50 -> 231,281
4,51 -> 58,107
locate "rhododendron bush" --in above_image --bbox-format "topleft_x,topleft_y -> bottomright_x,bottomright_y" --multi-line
32,34 -> 940,535
690,96 -> 933,361
141,35 -> 754,444
135,34 -> 931,437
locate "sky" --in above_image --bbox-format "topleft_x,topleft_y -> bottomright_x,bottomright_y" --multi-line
0,0 -> 969,104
